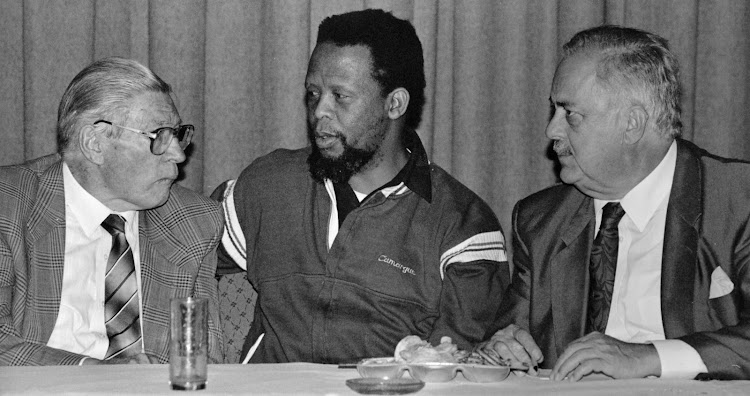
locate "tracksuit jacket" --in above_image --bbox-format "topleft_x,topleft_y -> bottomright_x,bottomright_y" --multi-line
218,130 -> 509,363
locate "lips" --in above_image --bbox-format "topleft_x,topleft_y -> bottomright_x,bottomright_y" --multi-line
314,129 -> 341,150
157,177 -> 176,185
159,170 -> 178,183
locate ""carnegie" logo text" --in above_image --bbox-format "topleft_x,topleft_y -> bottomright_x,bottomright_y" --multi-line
378,255 -> 416,275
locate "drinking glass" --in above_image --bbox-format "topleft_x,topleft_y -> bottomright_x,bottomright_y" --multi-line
170,297 -> 208,390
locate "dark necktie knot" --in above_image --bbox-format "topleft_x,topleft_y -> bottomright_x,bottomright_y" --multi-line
600,202 -> 625,232
101,214 -> 126,235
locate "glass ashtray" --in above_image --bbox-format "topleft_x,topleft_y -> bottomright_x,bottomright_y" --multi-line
346,377 -> 425,395
357,357 -> 510,383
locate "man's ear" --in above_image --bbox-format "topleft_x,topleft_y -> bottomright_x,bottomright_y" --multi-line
385,88 -> 410,120
623,105 -> 648,145
79,124 -> 106,165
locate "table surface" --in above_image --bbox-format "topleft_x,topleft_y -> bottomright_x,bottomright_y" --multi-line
2,363 -> 749,395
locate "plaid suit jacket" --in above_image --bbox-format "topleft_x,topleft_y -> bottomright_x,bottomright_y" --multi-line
0,154 -> 224,365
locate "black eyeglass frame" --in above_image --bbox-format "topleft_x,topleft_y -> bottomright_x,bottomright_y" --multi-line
94,120 -> 194,155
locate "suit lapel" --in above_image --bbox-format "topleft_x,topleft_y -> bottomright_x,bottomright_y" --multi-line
661,140 -> 702,338
138,205 -> 197,300
138,197 -> 200,357
551,191 -> 595,350
25,161 -> 67,342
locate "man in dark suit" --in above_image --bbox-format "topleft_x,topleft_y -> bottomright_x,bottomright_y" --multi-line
480,26 -> 750,381
0,58 -> 224,365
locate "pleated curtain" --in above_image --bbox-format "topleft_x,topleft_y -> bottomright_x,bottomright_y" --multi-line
1,0 -> 749,242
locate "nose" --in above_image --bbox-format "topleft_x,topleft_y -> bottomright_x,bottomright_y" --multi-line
162,135 -> 186,163
545,108 -> 566,140
312,93 -> 334,120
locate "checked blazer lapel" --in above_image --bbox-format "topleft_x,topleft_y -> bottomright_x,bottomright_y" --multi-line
137,192 -> 215,360
661,140 -> 702,338
550,191 -> 596,351
24,161 -> 67,343
137,207 -> 193,359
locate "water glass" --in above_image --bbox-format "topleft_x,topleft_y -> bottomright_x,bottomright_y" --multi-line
170,297 -> 208,390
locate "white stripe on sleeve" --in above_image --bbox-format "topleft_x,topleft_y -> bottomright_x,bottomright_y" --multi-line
439,231 -> 507,279
221,180 -> 247,270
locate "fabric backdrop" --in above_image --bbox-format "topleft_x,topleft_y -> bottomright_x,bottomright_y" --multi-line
2,0 -> 749,244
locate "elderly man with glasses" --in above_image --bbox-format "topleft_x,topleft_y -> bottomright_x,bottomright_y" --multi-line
0,57 -> 224,365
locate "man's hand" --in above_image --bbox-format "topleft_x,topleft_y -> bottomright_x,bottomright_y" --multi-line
82,353 -> 159,365
475,324 -> 543,375
550,332 -> 661,381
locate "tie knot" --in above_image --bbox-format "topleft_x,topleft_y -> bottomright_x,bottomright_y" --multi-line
101,214 -> 126,235
600,202 -> 625,231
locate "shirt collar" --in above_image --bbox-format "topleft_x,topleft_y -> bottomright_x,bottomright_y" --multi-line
392,128 -> 432,203
63,162 -> 137,236
595,140 -> 677,231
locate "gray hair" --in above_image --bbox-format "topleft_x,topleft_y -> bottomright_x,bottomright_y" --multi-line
56,57 -> 172,153
563,25 -> 682,138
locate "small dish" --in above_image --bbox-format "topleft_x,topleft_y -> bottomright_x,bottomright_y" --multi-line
357,357 -> 407,379
346,378 -> 425,395
407,362 -> 458,382
457,364 -> 510,382
357,357 -> 510,383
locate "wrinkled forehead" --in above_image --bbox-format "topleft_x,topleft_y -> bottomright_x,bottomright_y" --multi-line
122,91 -> 180,126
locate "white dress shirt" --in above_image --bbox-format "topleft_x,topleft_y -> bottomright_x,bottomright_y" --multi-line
595,141 -> 707,378
46,162 -> 143,361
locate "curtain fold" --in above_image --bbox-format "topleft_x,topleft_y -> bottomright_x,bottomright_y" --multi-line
2,0 -> 748,238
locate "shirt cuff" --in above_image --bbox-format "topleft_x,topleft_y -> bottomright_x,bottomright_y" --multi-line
79,356 -> 89,366
651,339 -> 708,379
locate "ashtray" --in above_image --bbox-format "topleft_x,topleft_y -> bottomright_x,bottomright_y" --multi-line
345,378 -> 425,395
357,357 -> 510,383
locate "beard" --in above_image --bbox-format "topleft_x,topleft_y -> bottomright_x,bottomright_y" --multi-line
307,128 -> 377,184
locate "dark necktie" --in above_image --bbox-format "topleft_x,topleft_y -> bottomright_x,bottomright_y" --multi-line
587,202 -> 626,333
101,214 -> 142,359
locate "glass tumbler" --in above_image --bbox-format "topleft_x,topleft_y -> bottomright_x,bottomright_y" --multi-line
169,296 -> 208,390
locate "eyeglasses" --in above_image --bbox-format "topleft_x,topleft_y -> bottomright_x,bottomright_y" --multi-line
94,120 -> 194,155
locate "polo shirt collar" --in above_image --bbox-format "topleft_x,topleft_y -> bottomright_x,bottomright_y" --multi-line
396,128 -> 432,203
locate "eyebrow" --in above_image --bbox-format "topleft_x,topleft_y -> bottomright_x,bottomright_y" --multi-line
156,118 -> 181,127
550,97 -> 573,108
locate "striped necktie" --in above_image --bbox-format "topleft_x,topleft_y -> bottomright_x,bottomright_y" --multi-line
101,214 -> 142,359
587,202 -> 626,334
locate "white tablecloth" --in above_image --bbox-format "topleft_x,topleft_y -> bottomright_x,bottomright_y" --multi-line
1,363 -> 748,395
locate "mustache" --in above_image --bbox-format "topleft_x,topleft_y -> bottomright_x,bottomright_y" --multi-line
552,140 -> 572,156
308,119 -> 341,138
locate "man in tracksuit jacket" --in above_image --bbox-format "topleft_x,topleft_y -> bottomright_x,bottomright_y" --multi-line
214,9 -> 509,364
